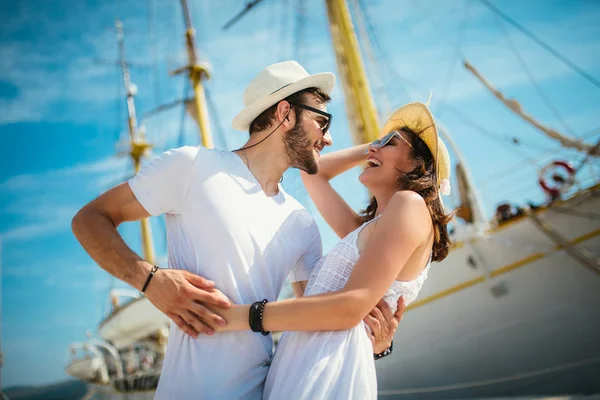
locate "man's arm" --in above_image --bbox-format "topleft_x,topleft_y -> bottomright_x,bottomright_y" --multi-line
288,217 -> 322,298
72,182 -> 231,338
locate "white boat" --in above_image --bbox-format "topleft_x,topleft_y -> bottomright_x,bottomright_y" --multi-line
65,343 -> 109,384
66,357 -> 108,384
98,289 -> 170,349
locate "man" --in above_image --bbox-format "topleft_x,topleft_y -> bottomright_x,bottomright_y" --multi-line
72,61 -> 402,399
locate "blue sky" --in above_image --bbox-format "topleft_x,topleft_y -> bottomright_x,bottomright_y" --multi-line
1,0 -> 599,388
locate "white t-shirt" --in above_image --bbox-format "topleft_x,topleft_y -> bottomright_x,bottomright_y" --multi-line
128,146 -> 322,399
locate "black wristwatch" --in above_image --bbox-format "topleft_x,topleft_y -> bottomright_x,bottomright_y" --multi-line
374,340 -> 393,360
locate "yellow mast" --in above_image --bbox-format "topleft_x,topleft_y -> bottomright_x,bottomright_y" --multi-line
115,20 -> 155,264
172,0 -> 214,148
325,0 -> 380,144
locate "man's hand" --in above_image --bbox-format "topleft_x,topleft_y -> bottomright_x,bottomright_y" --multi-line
144,269 -> 232,338
364,297 -> 405,354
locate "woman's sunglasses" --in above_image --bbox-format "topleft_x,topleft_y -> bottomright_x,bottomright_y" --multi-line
370,130 -> 413,149
291,103 -> 332,134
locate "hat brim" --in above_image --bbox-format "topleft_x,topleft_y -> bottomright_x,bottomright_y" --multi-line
380,102 -> 451,182
232,72 -> 335,131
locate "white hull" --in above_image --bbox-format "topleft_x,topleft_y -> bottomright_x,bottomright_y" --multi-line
98,297 -> 170,349
377,189 -> 600,398
65,357 -> 108,384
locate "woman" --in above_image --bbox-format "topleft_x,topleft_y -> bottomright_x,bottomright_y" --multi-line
211,102 -> 453,399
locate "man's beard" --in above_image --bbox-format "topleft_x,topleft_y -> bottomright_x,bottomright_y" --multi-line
283,121 -> 319,174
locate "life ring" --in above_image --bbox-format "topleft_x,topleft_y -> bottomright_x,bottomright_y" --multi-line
538,160 -> 576,198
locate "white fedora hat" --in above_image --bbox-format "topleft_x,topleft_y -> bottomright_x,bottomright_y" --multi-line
232,60 -> 335,131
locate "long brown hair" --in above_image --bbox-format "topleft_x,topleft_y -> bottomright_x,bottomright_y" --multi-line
358,126 -> 453,262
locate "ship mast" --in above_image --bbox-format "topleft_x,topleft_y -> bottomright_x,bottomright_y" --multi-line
325,2 -> 491,226
324,0 -> 380,144
172,0 -> 214,149
115,20 -> 155,264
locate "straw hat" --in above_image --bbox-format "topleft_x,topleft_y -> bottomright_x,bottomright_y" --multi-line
232,61 -> 336,131
380,102 -> 451,196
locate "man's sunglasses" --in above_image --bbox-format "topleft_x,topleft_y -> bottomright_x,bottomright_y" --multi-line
291,103 -> 332,134
370,130 -> 413,149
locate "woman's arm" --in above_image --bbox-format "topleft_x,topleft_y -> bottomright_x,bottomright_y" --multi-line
301,144 -> 369,239
216,191 -> 431,332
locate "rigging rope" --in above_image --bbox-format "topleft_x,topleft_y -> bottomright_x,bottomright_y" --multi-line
222,0 -> 265,31
147,0 -> 161,108
438,102 -> 542,166
575,137 -> 600,176
279,0 -> 291,61
294,0 -> 305,63
478,0 -> 600,90
464,61 -> 600,155
114,67 -> 123,145
356,0 -> 410,107
438,0 -> 471,109
480,126 -> 600,185
491,7 -> 575,136
358,0 -> 410,105
177,89 -> 188,148
379,64 -> 599,198
355,1 -> 540,160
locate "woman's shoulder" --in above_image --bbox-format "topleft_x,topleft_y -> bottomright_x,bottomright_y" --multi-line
378,191 -> 431,236
389,190 -> 429,215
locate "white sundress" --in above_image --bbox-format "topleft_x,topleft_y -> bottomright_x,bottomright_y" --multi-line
263,218 -> 431,400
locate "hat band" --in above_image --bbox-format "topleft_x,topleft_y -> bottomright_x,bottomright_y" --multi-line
269,82 -> 294,95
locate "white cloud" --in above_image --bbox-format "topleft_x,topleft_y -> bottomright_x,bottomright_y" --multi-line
1,204 -> 78,241
2,219 -> 69,242
0,3 -> 151,125
1,157 -> 129,242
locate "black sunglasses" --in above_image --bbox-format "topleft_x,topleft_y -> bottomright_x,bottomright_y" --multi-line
290,103 -> 332,134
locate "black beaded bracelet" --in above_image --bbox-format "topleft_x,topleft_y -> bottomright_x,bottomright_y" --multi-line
374,340 -> 393,360
141,265 -> 160,294
249,299 -> 270,336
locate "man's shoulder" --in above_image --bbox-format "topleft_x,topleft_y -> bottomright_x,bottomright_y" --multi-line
280,190 -> 309,213
167,146 -> 238,171
169,145 -> 229,159
279,192 -> 318,230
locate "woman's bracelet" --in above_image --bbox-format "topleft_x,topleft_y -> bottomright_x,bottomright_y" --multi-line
374,340 -> 393,360
249,299 -> 270,336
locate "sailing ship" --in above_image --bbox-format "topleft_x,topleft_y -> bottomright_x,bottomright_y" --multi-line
65,0 -> 600,398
